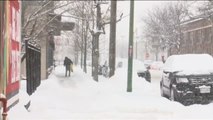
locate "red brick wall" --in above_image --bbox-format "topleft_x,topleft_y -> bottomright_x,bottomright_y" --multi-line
170,18 -> 213,56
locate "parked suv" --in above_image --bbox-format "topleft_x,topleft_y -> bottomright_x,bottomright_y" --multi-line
160,54 -> 213,105
137,66 -> 151,82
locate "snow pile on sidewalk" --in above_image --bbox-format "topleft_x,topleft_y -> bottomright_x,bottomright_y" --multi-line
8,59 -> 213,120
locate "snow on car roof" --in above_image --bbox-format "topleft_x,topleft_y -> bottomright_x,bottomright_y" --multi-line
163,54 -> 213,75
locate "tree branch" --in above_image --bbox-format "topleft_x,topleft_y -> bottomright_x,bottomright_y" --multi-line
102,13 -> 125,26
23,1 -> 52,30
23,1 -> 74,32
32,9 -> 69,41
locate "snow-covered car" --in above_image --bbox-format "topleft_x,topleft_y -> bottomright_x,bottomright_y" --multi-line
160,54 -> 213,105
137,63 -> 151,82
137,68 -> 151,82
143,60 -> 153,68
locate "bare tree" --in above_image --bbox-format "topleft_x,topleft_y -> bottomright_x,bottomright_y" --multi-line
21,1 -> 75,61
91,1 -> 123,81
64,1 -> 123,81
66,1 -> 94,73
143,1 -> 190,56
22,1 -> 74,41
67,1 -> 109,81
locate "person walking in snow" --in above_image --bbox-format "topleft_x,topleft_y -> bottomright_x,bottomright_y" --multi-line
145,66 -> 151,82
64,57 -> 73,77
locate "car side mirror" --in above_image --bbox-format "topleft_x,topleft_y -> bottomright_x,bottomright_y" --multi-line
145,71 -> 151,82
146,66 -> 150,70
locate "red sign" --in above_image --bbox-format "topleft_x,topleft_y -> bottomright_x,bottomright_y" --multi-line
129,46 -> 133,57
146,53 -> 149,58
5,0 -> 21,110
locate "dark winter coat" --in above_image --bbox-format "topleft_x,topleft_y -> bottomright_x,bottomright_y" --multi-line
64,57 -> 73,70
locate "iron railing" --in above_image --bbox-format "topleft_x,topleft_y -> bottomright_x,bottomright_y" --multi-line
25,40 -> 41,95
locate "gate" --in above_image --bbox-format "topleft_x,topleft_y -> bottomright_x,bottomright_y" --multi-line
25,40 -> 41,95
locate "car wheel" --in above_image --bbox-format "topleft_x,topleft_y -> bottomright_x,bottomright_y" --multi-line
182,101 -> 192,106
160,81 -> 165,97
170,87 -> 176,101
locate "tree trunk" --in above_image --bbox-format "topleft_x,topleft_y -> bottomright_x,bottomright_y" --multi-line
83,21 -> 88,73
91,2 -> 95,77
155,47 -> 159,61
81,27 -> 83,69
83,37 -> 87,73
93,3 -> 101,82
93,35 -> 99,81
108,0 -> 117,78
92,35 -> 95,76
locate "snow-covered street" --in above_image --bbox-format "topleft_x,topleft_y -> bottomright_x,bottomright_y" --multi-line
1,1 -> 213,120
9,62 -> 213,120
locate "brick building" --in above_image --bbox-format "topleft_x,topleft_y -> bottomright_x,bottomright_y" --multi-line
170,16 -> 213,56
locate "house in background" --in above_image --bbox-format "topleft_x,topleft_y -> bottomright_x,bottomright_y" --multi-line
170,15 -> 213,56
21,1 -> 55,80
131,36 -> 168,62
21,1 -> 75,80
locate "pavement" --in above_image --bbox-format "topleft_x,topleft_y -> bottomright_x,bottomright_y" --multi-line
150,70 -> 163,82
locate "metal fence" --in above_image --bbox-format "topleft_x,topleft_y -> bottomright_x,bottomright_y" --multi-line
25,40 -> 41,95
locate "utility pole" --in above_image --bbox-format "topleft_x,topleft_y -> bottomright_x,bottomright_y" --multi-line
127,0 -> 134,92
136,40 -> 137,59
135,28 -> 138,60
109,0 -> 117,77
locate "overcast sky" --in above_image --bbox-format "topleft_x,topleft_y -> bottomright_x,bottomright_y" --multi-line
57,1 -> 201,60
59,1 -> 173,43
116,1 -> 169,45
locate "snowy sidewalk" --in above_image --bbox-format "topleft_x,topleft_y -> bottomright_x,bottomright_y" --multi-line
8,65 -> 213,120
